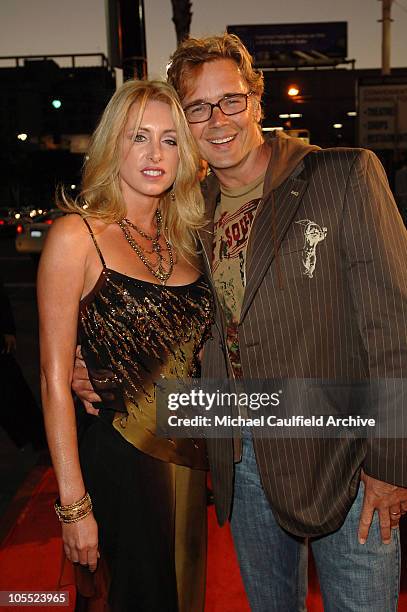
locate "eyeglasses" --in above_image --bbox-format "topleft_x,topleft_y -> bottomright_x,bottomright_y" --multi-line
183,92 -> 254,124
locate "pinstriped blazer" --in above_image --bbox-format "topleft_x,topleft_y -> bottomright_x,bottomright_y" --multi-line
199,143 -> 407,537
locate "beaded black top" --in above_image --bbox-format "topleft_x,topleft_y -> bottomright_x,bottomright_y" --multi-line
78,219 -> 213,469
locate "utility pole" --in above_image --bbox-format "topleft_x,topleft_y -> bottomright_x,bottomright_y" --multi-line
171,0 -> 192,45
105,0 -> 148,81
379,0 -> 394,76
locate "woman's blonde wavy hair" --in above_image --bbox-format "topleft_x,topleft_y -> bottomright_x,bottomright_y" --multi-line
59,79 -> 205,262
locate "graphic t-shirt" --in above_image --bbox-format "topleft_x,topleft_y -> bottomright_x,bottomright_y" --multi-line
212,173 -> 265,377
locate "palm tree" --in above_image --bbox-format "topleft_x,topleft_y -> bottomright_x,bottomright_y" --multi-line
171,0 -> 192,44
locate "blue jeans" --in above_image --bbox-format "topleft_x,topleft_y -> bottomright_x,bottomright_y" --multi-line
230,434 -> 401,612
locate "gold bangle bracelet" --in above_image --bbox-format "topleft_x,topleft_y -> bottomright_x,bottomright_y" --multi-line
54,492 -> 93,523
55,492 -> 90,512
56,505 -> 93,524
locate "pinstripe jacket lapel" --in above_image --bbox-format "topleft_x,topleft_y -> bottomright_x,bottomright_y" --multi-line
197,180 -> 227,338
241,173 -> 308,322
197,176 -> 217,263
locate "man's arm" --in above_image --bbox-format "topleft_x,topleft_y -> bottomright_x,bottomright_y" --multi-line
72,346 -> 102,415
72,346 -> 118,415
342,149 -> 407,543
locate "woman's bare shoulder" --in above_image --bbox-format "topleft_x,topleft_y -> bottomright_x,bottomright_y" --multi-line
48,213 -> 111,241
49,212 -> 88,236
40,213 -> 92,262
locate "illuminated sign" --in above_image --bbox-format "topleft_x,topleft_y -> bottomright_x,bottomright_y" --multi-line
358,83 -> 407,150
227,22 -> 347,68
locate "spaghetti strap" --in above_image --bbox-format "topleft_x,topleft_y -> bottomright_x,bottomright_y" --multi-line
82,217 -> 106,267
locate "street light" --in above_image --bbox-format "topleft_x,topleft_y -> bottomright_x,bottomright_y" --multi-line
333,123 -> 343,129
17,133 -> 28,141
288,85 -> 300,97
52,99 -> 62,109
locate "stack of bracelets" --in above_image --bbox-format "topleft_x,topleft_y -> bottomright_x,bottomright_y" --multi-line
54,492 -> 93,523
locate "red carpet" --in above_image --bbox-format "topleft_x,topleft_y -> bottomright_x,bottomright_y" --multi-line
0,467 -> 406,611
0,467 -> 76,611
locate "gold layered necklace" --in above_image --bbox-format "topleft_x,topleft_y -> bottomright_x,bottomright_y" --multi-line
117,209 -> 174,285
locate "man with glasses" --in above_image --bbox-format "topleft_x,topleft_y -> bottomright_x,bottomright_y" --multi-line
167,34 -> 407,612
74,33 -> 407,611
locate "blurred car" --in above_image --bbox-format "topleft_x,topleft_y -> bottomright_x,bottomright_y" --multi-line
0,207 -> 18,238
15,209 -> 64,256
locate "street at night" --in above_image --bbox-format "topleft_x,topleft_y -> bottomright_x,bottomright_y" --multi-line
0,237 -> 43,521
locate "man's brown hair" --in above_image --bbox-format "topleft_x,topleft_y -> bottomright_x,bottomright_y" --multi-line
167,33 -> 264,102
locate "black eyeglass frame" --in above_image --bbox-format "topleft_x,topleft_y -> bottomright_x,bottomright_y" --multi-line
183,92 -> 254,124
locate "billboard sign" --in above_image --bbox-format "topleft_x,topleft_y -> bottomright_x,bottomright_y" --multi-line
358,83 -> 407,150
227,22 -> 347,68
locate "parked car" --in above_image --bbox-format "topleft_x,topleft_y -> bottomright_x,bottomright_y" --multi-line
15,209 -> 64,256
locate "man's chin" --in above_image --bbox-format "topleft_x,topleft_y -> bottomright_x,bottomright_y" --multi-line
206,157 -> 241,171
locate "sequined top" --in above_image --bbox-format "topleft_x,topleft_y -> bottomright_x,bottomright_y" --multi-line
78,219 -> 214,469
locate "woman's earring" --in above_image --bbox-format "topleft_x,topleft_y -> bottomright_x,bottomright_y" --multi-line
170,189 -> 176,202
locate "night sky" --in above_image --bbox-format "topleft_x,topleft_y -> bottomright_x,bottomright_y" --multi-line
1,0 -> 406,77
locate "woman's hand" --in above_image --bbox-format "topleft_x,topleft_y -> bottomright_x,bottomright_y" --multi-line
62,512 -> 99,572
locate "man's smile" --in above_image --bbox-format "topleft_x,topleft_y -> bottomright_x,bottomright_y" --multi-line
207,134 -> 237,146
207,135 -> 236,145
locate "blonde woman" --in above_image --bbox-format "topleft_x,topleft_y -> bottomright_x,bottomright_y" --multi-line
38,80 -> 213,612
